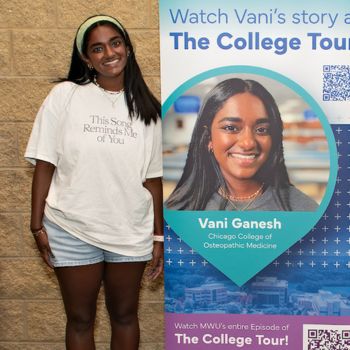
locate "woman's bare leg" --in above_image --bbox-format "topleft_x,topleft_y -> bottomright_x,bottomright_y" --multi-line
103,262 -> 146,350
55,263 -> 104,350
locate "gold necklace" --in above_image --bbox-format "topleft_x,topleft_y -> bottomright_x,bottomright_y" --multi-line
218,183 -> 265,201
93,76 -> 124,107
218,183 -> 264,211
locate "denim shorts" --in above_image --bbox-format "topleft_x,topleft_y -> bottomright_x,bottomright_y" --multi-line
43,216 -> 152,268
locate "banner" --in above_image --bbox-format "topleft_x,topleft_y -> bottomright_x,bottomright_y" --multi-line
159,1 -> 350,349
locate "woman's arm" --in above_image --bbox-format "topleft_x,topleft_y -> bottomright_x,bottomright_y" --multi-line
143,177 -> 163,280
31,160 -> 56,268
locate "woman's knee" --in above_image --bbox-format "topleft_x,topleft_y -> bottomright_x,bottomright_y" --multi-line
110,312 -> 138,327
105,301 -> 138,326
66,309 -> 96,332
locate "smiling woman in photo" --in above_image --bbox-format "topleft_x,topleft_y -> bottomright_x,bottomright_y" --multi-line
166,78 -> 318,211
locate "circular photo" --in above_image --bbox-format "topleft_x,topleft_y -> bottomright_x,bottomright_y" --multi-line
163,73 -> 332,212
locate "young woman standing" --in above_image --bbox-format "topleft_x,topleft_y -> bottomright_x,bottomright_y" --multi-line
25,15 -> 163,350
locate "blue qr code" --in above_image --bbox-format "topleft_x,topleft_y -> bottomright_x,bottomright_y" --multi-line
304,324 -> 350,350
323,65 -> 350,101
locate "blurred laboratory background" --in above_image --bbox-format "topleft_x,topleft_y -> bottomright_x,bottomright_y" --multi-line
163,74 -> 330,203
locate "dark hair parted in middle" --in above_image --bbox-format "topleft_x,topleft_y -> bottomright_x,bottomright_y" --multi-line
166,78 -> 291,210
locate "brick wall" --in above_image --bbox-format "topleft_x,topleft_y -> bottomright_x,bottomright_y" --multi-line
0,1 -> 163,349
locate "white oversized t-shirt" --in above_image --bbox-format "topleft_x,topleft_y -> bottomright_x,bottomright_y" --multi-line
25,82 -> 162,256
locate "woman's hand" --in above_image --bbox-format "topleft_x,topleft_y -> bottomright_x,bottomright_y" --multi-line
143,177 -> 164,281
33,228 -> 55,269
30,160 -> 56,268
148,241 -> 163,280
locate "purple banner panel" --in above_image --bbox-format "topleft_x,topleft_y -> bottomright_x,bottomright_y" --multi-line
166,313 -> 350,350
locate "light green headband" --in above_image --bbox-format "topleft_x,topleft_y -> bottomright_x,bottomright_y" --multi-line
76,15 -> 125,55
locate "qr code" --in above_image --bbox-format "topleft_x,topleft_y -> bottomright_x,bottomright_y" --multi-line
323,65 -> 350,101
303,324 -> 350,350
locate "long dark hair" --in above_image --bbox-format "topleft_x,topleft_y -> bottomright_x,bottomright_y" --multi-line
166,78 -> 291,210
62,15 -> 160,125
